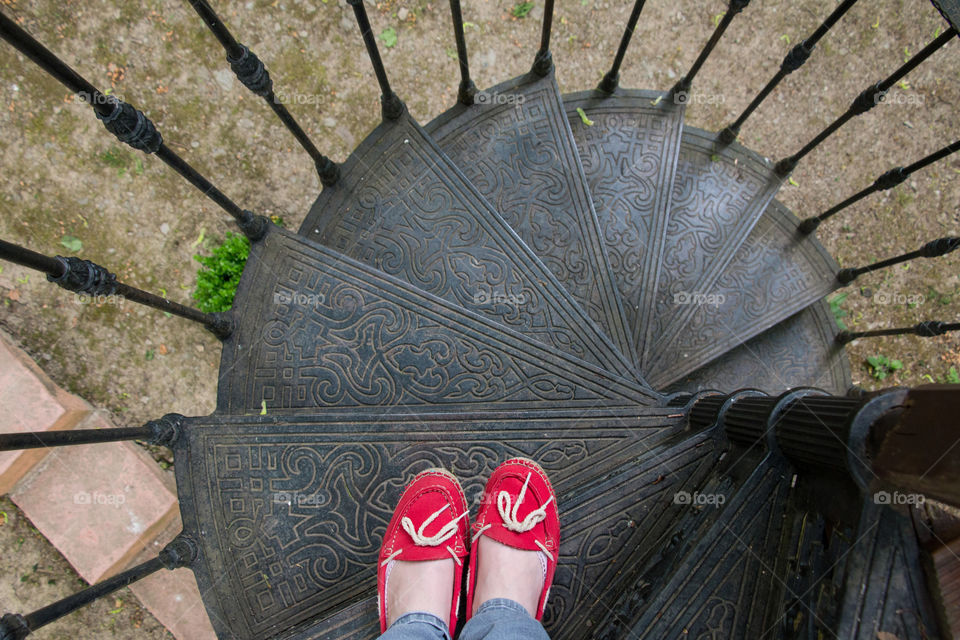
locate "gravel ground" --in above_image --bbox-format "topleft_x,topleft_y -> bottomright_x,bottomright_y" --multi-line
0,0 -> 957,636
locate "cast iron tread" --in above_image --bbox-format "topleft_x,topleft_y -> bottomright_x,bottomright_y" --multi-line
623,452 -> 796,638
217,226 -> 659,415
542,426 -> 725,636
768,507 -> 856,640
835,498 -> 941,640
173,408 -> 688,639
646,199 -> 840,388
594,445 -> 748,638
562,88 -> 686,367
664,299 -> 852,395
295,107 -> 641,383
644,126 -> 783,371
424,69 -> 636,366
276,599 -> 378,640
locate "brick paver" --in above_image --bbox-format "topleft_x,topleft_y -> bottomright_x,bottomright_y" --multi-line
10,411 -> 178,583
0,331 -> 89,493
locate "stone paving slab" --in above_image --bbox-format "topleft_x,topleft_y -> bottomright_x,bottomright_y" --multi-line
0,330 -> 90,494
10,411 -> 178,583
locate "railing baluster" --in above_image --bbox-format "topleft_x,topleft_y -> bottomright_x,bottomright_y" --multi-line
836,236 -> 960,285
799,140 -> 960,233
598,0 -> 649,94
0,12 -> 269,241
532,0 -> 556,76
347,0 -> 405,120
718,0 -> 859,145
0,538 -> 196,640
186,0 -> 339,186
0,239 -> 232,339
837,321 -> 960,344
0,414 -> 181,452
448,0 -> 478,105
668,0 -> 751,104
775,27 -> 957,176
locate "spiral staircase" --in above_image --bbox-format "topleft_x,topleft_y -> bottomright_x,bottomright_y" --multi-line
1,0 -> 960,639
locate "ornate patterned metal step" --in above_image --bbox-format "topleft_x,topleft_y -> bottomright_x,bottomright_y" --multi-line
665,300 -> 851,395
424,70 -> 636,366
645,127 -> 783,370
216,227 -> 658,414
173,407 -> 686,639
296,107 -> 641,384
646,200 -> 839,388
563,89 -> 686,366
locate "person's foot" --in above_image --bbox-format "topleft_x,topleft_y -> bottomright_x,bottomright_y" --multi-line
385,558 -> 454,626
377,469 -> 469,634
471,537 -> 545,617
466,458 -> 561,621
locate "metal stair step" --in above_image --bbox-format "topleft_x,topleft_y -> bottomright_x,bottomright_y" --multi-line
172,407 -> 687,639
543,427 -> 723,637
594,452 -> 745,638
424,69 -> 636,368
562,89 -> 686,367
296,107 -> 641,383
624,452 -> 795,638
836,498 -> 941,640
274,598 -> 378,640
217,226 -> 658,415
646,200 -> 840,388
665,300 -> 851,395
768,506 -> 856,640
645,127 -> 783,370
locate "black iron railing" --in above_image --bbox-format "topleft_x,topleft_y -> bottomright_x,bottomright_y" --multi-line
718,0 -> 860,146
0,12 -> 269,241
187,0 -> 340,185
775,26 -> 957,177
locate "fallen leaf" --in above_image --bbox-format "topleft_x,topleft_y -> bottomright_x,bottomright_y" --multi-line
60,234 -> 82,252
379,27 -> 397,48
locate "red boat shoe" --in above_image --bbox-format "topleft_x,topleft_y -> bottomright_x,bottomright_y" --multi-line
466,458 -> 560,621
377,468 -> 470,634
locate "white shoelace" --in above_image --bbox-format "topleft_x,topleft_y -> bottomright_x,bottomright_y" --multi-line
381,504 -> 467,567
472,472 -> 555,561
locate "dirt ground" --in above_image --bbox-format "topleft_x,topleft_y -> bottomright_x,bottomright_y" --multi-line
0,0 -> 957,636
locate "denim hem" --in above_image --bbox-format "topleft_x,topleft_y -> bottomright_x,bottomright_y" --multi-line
473,598 -> 531,617
388,610 -> 451,640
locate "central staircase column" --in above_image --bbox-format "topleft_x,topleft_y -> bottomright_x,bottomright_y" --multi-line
690,385 -> 960,509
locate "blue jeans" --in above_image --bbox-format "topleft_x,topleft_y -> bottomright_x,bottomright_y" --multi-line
379,598 -> 551,640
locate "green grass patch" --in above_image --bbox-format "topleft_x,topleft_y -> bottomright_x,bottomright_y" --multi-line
866,355 -> 903,381
511,2 -> 535,18
193,232 -> 251,313
828,293 -> 849,330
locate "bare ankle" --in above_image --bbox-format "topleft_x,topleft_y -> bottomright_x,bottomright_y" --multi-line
472,537 -> 544,617
386,558 -> 454,626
